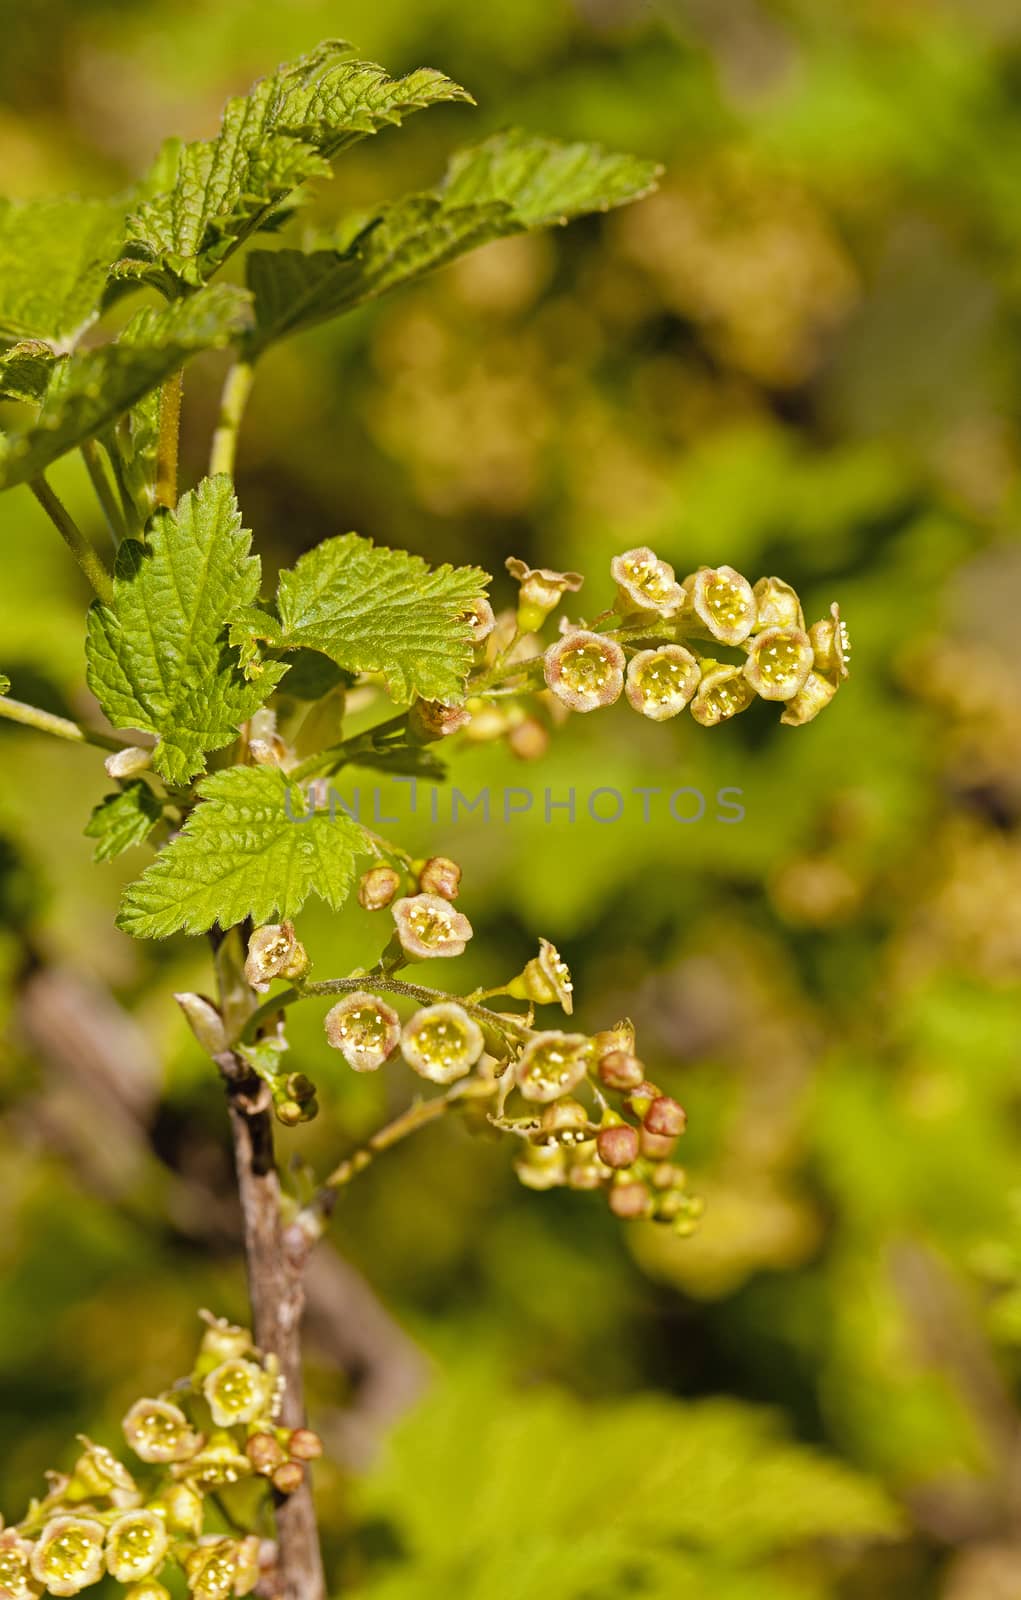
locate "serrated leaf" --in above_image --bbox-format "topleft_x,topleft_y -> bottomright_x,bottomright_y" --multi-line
0,285 -> 251,489
0,197 -> 128,349
84,781 -> 163,862
246,130 -> 661,349
86,475 -> 286,785
233,534 -> 488,704
122,42 -> 471,292
117,764 -> 371,938
0,341 -> 60,404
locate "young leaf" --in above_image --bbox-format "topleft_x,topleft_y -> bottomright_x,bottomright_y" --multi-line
0,341 -> 59,405
0,286 -> 252,489
86,475 -> 286,785
121,42 -> 471,292
85,782 -> 164,862
0,197 -> 128,349
117,764 -> 370,938
246,130 -> 662,349
234,533 -> 489,704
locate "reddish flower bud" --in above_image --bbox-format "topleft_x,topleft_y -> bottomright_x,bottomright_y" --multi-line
598,1050 -> 645,1091
597,1124 -> 640,1169
418,857 -> 462,900
288,1428 -> 324,1462
358,865 -> 401,910
272,1461 -> 305,1496
608,1181 -> 653,1220
644,1096 -> 687,1138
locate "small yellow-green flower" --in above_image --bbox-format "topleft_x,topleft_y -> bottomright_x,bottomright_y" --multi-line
66,1437 -> 138,1506
514,1032 -> 592,1103
506,938 -> 574,1014
505,558 -> 583,631
780,671 -> 838,726
105,1511 -> 168,1585
752,575 -> 805,632
324,992 -> 401,1071
183,1540 -> 241,1600
402,1002 -> 484,1084
244,922 -> 307,993
0,1528 -> 38,1600
392,894 -> 473,960
122,1398 -> 200,1465
808,602 -> 850,682
30,1517 -> 105,1597
176,1431 -> 252,1489
689,565 -> 756,646
690,661 -> 755,726
197,1310 -> 252,1369
544,630 -> 625,713
743,626 -> 814,702
514,1140 -> 568,1190
610,546 -> 686,616
203,1358 -> 275,1428
625,645 -> 700,720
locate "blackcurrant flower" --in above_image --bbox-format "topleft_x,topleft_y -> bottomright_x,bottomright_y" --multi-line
184,1538 -> 254,1600
743,626 -> 814,702
539,1098 -> 594,1146
324,993 -> 401,1072
408,699 -> 471,741
392,894 -> 473,960
149,1482 -> 203,1538
203,1359 -> 274,1428
463,596 -> 496,643
808,602 -> 851,682
197,1311 -> 253,1369
67,1437 -> 138,1505
544,630 -> 625,713
178,1433 -> 253,1489
610,546 -> 686,616
514,1031 -> 592,1102
418,856 -> 462,900
105,1511 -> 168,1585
689,565 -> 757,646
358,865 -> 402,910
689,661 -> 755,726
122,1398 -> 200,1465
30,1517 -> 105,1597
780,671 -> 838,726
0,1529 -> 38,1600
625,645 -> 700,720
752,576 -> 805,632
597,1050 -> 645,1091
514,1140 -> 568,1190
505,558 -> 583,632
506,937 -> 574,1013
401,1002 -> 484,1084
244,923 -> 307,993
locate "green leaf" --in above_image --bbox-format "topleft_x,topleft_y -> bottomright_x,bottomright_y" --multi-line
117,764 -> 371,939
84,782 -> 163,862
246,129 -> 661,349
0,197 -> 128,348
86,475 -> 286,785
122,42 -> 471,292
0,341 -> 59,404
234,533 -> 488,704
0,285 -> 251,489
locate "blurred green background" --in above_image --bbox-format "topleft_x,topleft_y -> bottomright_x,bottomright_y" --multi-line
2,1 -> 1021,1596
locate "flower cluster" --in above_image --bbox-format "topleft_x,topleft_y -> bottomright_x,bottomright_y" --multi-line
0,1316 -> 321,1598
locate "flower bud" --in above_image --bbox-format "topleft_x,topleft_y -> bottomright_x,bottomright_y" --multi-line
30,1517 -> 105,1597
409,699 -> 471,741
67,1437 -> 138,1504
105,1511 -> 168,1584
104,746 -> 153,779
644,1096 -> 687,1138
418,857 -> 461,900
640,1128 -> 677,1159
244,923 -> 306,994
0,1529 -> 39,1600
567,1158 -> 609,1190
610,547 -> 686,616
598,1050 -> 645,1091
591,1020 -> 635,1058
752,576 -> 805,632
623,1081 -> 660,1119
324,992 -> 401,1071
275,1099 -> 305,1126
284,1072 -> 316,1103
688,565 -> 757,645
122,1398 -> 200,1465
287,1428 -> 324,1462
392,894 -> 473,960
246,1433 -> 285,1475
608,1181 -> 653,1220
402,1002 -> 484,1084
506,715 -> 550,761
203,1359 -> 274,1428
506,938 -> 574,1014
690,661 -> 754,727
514,1140 -> 568,1190
743,627 -> 814,702
625,645 -> 700,720
514,1032 -> 592,1103
808,602 -> 850,682
505,558 -> 583,632
174,993 -> 228,1057
358,865 -> 402,910
464,596 -> 497,644
543,630 -> 625,713
271,1461 -> 305,1496
780,671 -> 838,726
597,1123 -> 640,1169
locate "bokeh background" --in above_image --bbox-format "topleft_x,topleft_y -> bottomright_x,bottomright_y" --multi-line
2,1 -> 1021,1596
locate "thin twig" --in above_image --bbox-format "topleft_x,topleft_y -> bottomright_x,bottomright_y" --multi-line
323,1082 -> 488,1190
210,360 -> 255,478
239,975 -> 531,1049
155,371 -> 183,509
29,476 -> 114,605
0,693 -> 128,752
80,440 -> 127,547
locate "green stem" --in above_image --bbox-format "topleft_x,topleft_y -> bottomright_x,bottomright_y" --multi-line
289,712 -> 412,782
210,360 -> 255,477
323,1081 -> 490,1190
0,694 -> 127,752
155,370 -> 183,509
29,477 -> 114,605
238,975 -> 530,1049
80,440 -> 126,547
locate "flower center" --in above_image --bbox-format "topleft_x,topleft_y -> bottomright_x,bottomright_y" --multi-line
407,905 -> 455,946
756,636 -> 805,687
562,641 -> 614,691
411,1018 -> 470,1068
632,655 -> 691,705
39,1530 -> 100,1582
704,574 -> 752,631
